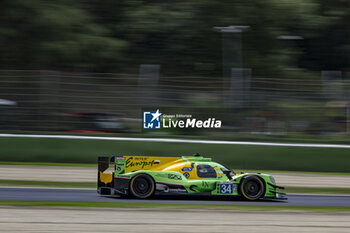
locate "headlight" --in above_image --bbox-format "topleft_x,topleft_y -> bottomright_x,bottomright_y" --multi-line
269,176 -> 276,184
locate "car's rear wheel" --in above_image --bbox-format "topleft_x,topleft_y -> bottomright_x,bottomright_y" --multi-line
240,175 -> 265,201
129,174 -> 155,199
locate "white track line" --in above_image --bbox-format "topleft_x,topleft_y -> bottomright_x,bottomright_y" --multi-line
1,133 -> 350,149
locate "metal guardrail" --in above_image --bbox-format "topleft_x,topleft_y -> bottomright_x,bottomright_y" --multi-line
0,69 -> 349,134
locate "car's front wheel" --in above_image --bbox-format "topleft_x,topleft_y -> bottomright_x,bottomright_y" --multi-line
129,174 -> 155,199
240,175 -> 265,201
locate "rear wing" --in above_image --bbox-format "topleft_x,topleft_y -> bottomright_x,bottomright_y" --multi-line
98,156 -> 110,173
97,156 -> 114,194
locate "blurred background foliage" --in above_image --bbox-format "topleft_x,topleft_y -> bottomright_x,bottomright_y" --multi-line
0,0 -> 350,169
0,0 -> 349,143
0,0 -> 348,75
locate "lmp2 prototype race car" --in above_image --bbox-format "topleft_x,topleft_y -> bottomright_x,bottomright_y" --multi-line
98,154 -> 286,201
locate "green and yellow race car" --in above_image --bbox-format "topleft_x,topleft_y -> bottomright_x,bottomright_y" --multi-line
98,154 -> 286,201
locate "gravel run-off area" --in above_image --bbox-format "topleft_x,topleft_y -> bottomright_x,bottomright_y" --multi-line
1,207 -> 350,233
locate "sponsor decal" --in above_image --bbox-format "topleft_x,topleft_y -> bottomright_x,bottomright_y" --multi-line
183,172 -> 190,178
182,167 -> 193,172
126,157 -> 155,168
168,188 -> 187,193
168,174 -> 182,180
153,160 -> 160,165
202,181 -> 209,188
116,157 -> 126,165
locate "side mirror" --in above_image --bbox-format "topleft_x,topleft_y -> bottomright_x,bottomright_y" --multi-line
221,168 -> 233,180
223,170 -> 233,180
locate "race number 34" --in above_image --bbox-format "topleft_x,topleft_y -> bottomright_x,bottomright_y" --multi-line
220,183 -> 233,194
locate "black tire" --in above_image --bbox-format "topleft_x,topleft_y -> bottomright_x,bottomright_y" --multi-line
129,173 -> 155,199
240,175 -> 265,201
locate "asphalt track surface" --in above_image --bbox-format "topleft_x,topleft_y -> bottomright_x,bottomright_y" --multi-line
0,187 -> 349,207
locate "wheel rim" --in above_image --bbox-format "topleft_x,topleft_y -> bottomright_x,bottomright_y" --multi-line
131,176 -> 154,197
243,178 -> 263,199
133,178 -> 149,194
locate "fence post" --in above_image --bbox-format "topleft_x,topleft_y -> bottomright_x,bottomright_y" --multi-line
138,64 -> 160,107
230,68 -> 251,108
322,70 -> 342,99
40,70 -> 60,131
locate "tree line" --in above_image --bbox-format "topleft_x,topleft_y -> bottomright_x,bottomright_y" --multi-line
0,0 -> 348,78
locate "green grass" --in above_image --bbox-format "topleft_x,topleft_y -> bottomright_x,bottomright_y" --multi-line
0,161 -> 95,167
0,180 -> 95,188
0,137 -> 349,172
0,200 -> 349,212
1,180 -> 350,195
